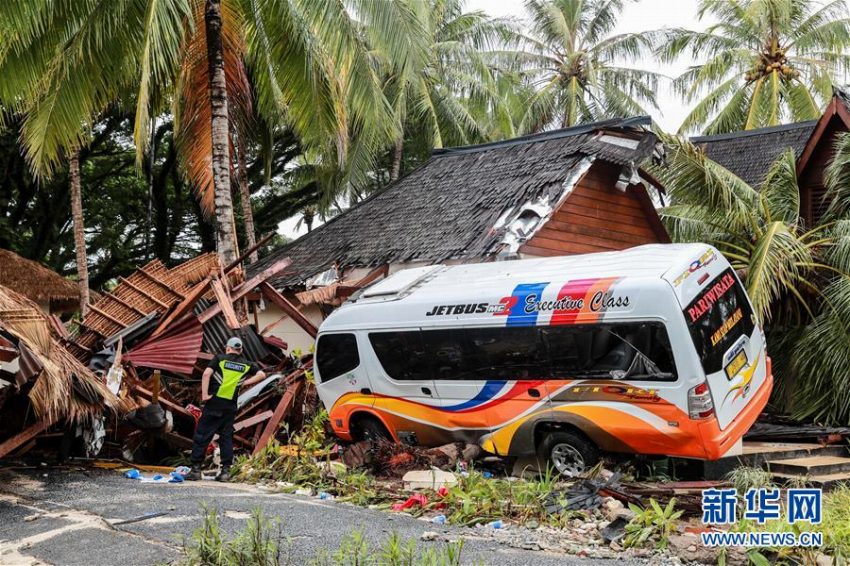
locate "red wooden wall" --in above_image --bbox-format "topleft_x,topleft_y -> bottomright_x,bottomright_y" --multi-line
520,161 -> 669,257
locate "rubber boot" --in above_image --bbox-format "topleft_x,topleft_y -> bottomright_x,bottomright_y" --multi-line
215,466 -> 231,482
184,466 -> 203,481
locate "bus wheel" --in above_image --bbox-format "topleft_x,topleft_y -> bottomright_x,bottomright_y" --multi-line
352,416 -> 391,442
537,431 -> 598,477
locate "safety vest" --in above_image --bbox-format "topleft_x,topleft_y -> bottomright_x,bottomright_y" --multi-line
216,359 -> 251,400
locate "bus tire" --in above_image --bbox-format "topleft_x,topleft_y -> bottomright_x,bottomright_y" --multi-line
351,415 -> 391,442
537,430 -> 598,478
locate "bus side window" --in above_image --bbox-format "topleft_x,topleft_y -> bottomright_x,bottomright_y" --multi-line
369,331 -> 430,380
316,333 -> 360,383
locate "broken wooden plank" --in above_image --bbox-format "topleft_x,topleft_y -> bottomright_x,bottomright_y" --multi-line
225,231 -> 276,273
211,278 -> 240,329
259,282 -> 318,338
0,420 -> 51,459
198,258 -> 292,323
252,378 -> 305,455
133,385 -> 195,421
354,264 -> 389,287
157,430 -> 193,450
235,410 -> 273,432
149,278 -> 211,339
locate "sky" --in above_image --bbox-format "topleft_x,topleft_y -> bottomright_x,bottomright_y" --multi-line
466,0 -> 708,132
279,0 -> 708,239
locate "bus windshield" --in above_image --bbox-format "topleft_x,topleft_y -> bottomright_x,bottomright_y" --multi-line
683,267 -> 755,375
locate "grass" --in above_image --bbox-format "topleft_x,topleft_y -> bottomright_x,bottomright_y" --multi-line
310,531 -> 468,566
182,506 -> 286,566
725,466 -> 775,494
179,506 -> 470,566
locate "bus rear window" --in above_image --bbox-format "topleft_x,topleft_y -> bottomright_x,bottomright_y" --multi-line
684,268 -> 755,374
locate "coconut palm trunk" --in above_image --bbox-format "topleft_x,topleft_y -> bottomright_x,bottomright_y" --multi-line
68,151 -> 89,316
235,135 -> 258,263
205,0 -> 239,265
390,136 -> 404,182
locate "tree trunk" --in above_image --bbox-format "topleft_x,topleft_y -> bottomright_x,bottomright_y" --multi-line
205,0 -> 238,265
390,136 -> 404,182
68,152 -> 90,316
236,135 -> 258,263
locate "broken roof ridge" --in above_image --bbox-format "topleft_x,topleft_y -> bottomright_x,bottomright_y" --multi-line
691,120 -> 818,143
434,115 -> 652,156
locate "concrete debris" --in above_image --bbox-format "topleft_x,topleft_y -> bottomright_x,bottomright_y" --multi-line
402,469 -> 458,490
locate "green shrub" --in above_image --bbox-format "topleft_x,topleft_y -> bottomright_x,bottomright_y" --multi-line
623,497 -> 683,550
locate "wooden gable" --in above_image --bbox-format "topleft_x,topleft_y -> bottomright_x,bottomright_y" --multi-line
520,160 -> 669,257
796,97 -> 850,226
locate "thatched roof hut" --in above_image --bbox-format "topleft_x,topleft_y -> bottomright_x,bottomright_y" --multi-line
0,249 -> 81,313
0,283 -> 125,426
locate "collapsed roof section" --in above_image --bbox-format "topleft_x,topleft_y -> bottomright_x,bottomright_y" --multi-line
251,116 -> 664,289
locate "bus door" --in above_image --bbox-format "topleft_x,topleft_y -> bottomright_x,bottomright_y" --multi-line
366,329 -> 440,445
426,325 -> 552,449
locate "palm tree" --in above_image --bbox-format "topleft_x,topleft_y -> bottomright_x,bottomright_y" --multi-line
653,135 -> 850,424
512,0 -> 662,131
383,0 -> 520,181
0,0 -> 426,263
661,0 -> 850,134
68,150 -> 90,315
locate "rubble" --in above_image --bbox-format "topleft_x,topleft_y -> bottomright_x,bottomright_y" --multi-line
402,469 -> 458,490
0,246 -> 328,465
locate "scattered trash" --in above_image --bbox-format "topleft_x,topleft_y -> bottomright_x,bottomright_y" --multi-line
392,494 -> 429,512
431,514 -> 447,525
543,473 -> 626,513
600,515 -> 629,543
420,531 -> 439,541
487,520 -> 504,529
318,492 -> 334,500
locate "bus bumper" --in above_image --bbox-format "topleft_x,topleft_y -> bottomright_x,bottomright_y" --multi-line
697,359 -> 773,460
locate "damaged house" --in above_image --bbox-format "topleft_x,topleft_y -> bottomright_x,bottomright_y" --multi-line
250,116 -> 671,351
693,86 -> 850,225
0,249 -> 82,315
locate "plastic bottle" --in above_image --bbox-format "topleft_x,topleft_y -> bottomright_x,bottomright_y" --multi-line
431,514 -> 447,525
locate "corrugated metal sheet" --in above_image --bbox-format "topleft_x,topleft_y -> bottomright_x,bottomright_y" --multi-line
124,316 -> 204,375
194,299 -> 274,362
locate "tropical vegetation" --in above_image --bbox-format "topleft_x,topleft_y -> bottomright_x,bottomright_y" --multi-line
653,135 -> 850,423
661,0 -> 850,134
3,0 -> 850,425
514,0 -> 661,130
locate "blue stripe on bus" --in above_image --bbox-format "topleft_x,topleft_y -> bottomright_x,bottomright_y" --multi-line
506,282 -> 549,327
440,380 -> 507,411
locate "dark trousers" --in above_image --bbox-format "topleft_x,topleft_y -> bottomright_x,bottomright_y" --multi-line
191,403 -> 236,467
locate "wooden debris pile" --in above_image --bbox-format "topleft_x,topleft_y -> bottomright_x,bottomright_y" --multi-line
0,285 -> 126,459
1,242 -> 324,464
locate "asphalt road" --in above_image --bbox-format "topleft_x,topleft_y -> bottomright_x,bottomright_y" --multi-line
0,468 -> 638,566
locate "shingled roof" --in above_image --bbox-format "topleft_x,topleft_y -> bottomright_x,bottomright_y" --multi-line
691,121 -> 817,188
251,116 -> 662,289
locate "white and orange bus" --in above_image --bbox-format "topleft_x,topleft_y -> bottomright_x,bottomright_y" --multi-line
314,244 -> 772,476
